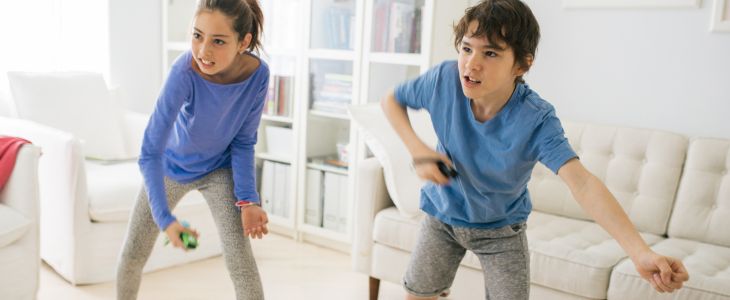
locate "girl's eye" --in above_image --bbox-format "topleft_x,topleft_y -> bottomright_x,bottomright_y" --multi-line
192,32 -> 201,39
214,39 -> 225,45
462,46 -> 472,53
485,51 -> 497,57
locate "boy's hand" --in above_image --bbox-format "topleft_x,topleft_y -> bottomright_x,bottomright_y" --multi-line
412,151 -> 454,186
241,205 -> 269,239
633,250 -> 689,293
164,221 -> 199,251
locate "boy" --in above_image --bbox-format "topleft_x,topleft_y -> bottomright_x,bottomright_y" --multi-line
381,0 -> 690,299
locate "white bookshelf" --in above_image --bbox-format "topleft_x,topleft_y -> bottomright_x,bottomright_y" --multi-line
347,0 -> 470,246
161,0 -> 196,79
161,0 -> 471,250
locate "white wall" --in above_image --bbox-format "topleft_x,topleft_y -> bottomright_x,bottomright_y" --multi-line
108,0 -> 162,114
110,1 -> 729,138
523,1 -> 730,139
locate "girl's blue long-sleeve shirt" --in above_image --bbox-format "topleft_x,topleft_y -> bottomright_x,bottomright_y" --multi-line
139,51 -> 269,230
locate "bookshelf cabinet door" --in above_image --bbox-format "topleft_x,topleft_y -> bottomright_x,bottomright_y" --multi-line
310,0 -> 357,50
370,0 -> 425,54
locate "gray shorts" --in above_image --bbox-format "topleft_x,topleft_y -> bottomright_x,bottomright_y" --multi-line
403,215 -> 530,300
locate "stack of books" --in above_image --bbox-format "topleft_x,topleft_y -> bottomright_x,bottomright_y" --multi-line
311,73 -> 352,114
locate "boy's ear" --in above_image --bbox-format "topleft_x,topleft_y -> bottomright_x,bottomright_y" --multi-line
515,54 -> 534,76
238,33 -> 253,54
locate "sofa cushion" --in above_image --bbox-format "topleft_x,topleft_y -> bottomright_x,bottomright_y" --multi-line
7,71 -> 132,160
350,104 -> 438,217
528,121 -> 688,235
0,204 -> 31,248
668,138 -> 730,247
372,207 -> 511,272
373,207 -> 423,252
526,211 -> 664,299
608,238 -> 730,300
86,160 -> 207,222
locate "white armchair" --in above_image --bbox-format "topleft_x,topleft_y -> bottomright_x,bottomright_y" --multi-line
0,141 -> 41,300
3,72 -> 224,284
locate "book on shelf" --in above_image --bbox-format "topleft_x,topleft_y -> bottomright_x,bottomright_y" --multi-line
264,75 -> 294,117
324,6 -> 354,49
322,172 -> 348,233
305,169 -> 324,226
310,155 -> 348,169
371,0 -> 422,53
260,160 -> 292,219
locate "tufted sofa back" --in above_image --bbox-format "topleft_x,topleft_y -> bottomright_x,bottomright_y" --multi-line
528,121 -> 689,236
667,139 -> 730,247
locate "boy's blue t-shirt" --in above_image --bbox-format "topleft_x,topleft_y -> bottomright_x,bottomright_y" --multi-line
139,51 -> 270,230
394,60 -> 577,229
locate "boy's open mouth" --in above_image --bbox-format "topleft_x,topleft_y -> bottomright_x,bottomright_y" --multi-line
464,75 -> 481,84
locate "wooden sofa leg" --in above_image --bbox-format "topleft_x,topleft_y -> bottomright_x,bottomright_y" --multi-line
369,276 -> 381,300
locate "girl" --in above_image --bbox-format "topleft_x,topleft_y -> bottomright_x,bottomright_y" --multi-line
117,0 -> 269,299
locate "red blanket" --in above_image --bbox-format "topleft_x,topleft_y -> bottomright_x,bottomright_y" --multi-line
0,136 -> 32,191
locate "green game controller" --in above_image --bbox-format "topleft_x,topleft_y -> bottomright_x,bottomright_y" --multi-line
164,220 -> 198,250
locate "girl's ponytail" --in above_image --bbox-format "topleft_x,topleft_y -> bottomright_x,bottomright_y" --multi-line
244,0 -> 263,53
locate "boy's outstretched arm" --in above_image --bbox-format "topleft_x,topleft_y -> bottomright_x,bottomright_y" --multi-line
381,90 -> 451,185
558,158 -> 689,293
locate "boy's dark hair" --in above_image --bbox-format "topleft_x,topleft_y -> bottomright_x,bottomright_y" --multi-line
196,0 -> 264,53
454,0 -> 540,83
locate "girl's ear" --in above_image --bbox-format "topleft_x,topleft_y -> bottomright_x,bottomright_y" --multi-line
238,33 -> 253,54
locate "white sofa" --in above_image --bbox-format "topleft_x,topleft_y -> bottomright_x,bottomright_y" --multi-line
0,143 -> 41,299
3,72 -> 226,284
350,105 -> 730,300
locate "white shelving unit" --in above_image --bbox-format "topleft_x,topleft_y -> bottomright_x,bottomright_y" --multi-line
351,0 -> 470,194
161,0 -> 470,252
161,0 -> 196,79
255,0 -> 304,235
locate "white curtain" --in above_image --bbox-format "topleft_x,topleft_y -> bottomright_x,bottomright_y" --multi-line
0,0 -> 109,116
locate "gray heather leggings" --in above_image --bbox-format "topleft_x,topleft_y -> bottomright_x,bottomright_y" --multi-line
116,168 -> 264,300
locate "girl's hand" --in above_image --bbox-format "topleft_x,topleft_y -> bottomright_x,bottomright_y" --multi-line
241,205 -> 269,239
164,221 -> 199,251
412,151 -> 454,186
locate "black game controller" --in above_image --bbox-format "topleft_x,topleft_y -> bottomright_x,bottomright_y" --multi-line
436,161 -> 458,178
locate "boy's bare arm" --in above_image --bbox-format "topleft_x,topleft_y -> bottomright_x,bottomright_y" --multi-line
558,158 -> 689,293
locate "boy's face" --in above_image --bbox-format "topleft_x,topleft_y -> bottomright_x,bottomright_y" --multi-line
457,21 -> 528,103
191,10 -> 250,77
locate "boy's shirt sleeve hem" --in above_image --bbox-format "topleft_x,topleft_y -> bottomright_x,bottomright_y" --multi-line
543,150 -> 578,175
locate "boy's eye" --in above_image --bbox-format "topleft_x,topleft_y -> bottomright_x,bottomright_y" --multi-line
214,39 -> 225,45
462,46 -> 472,53
485,51 -> 497,57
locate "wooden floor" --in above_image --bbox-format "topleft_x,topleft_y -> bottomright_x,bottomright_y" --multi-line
37,233 -> 409,300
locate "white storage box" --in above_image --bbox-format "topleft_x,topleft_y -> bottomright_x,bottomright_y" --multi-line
265,125 -> 293,158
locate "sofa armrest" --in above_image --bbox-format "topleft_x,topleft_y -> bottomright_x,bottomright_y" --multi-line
352,157 -> 394,274
0,144 -> 41,219
0,117 -> 88,266
121,110 -> 149,157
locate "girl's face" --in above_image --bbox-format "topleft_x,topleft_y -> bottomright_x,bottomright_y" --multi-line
191,10 -> 251,77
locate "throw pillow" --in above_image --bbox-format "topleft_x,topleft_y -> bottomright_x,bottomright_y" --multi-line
349,103 -> 437,217
8,72 -> 131,160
